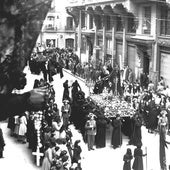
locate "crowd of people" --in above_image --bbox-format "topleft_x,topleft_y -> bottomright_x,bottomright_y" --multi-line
2,44 -> 170,170
6,78 -> 84,170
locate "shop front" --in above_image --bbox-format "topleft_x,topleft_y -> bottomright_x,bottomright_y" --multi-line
160,47 -> 170,87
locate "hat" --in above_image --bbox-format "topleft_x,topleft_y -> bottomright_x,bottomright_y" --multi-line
88,112 -> 96,118
55,146 -> 60,152
60,150 -> 67,157
161,110 -> 167,116
63,100 -> 69,103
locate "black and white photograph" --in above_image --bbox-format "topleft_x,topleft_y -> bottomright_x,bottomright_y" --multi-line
0,0 -> 170,170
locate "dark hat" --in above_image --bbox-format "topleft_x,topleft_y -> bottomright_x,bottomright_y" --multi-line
60,150 -> 67,157
55,146 -> 60,151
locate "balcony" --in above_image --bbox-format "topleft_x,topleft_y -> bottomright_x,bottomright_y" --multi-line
67,0 -> 126,6
67,0 -> 85,7
65,26 -> 75,32
43,26 -> 57,32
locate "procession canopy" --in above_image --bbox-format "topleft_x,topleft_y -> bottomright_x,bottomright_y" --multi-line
0,0 -> 52,93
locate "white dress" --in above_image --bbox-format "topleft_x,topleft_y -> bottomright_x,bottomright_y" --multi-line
18,115 -> 27,136
52,119 -> 63,139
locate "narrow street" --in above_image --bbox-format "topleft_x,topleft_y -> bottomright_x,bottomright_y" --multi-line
0,67 -> 170,170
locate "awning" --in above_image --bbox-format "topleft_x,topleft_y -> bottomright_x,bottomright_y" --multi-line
131,35 -> 155,45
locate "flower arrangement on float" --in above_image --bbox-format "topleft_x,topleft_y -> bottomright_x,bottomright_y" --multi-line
90,91 -> 136,118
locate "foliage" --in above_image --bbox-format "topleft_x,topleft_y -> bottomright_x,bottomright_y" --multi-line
0,0 -> 52,93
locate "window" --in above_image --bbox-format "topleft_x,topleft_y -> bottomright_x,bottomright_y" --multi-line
66,39 -> 74,49
66,17 -> 73,30
160,6 -> 170,35
81,36 -> 86,53
106,38 -> 112,55
89,14 -> 93,29
46,39 -> 56,47
46,16 -> 55,30
81,12 -> 86,28
106,16 -> 111,30
127,17 -> 136,33
143,6 -> 151,34
96,15 -> 102,29
47,16 -> 54,21
116,16 -> 123,32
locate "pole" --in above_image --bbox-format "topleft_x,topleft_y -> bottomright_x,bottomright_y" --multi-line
145,146 -> 148,170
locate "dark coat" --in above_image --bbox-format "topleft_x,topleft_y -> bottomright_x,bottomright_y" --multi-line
0,92 -> 30,121
95,118 -> 107,148
0,128 -> 5,151
62,81 -> 70,101
111,118 -> 122,148
123,153 -> 133,170
132,148 -> 144,170
72,145 -> 82,164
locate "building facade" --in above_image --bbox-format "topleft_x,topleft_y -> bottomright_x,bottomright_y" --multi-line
37,0 -> 75,49
66,0 -> 170,87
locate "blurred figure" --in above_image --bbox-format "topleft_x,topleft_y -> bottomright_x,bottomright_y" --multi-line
85,113 -> 97,151
123,148 -> 133,170
111,114 -> 122,149
0,124 -> 5,158
72,140 -> 82,165
132,143 -> 146,170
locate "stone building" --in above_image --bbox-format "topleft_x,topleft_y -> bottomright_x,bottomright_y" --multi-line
37,0 -> 75,49
66,0 -> 170,87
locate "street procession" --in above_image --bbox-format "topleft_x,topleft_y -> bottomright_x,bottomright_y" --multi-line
1,0 -> 170,170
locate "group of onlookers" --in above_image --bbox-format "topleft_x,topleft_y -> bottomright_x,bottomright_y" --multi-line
6,78 -> 83,170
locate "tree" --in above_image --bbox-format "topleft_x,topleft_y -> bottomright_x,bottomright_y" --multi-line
0,0 -> 52,93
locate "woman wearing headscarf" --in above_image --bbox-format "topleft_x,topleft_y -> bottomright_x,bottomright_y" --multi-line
62,80 -> 70,102
72,140 -> 82,164
123,148 -> 133,170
